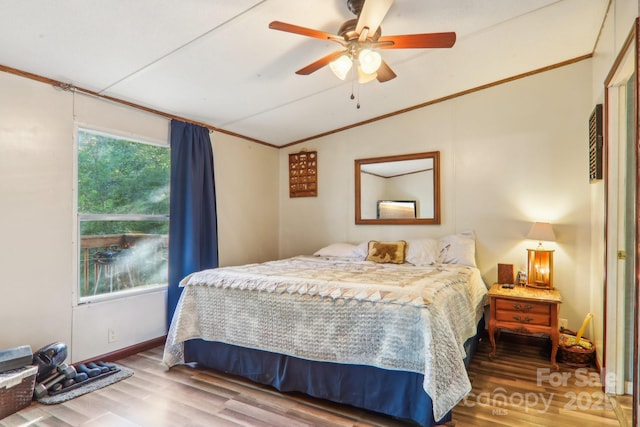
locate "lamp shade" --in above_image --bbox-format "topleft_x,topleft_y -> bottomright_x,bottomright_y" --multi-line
329,55 -> 353,80
357,66 -> 377,84
526,222 -> 556,243
358,49 -> 382,74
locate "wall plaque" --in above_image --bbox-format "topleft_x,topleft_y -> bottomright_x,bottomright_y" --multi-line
289,151 -> 317,198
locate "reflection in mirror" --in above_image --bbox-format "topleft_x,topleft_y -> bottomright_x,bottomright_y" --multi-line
377,200 -> 417,219
355,151 -> 440,224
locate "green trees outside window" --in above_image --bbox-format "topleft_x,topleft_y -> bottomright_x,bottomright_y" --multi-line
77,129 -> 170,298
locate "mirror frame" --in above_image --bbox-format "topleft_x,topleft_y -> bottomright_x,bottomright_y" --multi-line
355,151 -> 441,225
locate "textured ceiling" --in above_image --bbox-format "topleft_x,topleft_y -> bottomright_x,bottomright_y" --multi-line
0,0 -> 608,146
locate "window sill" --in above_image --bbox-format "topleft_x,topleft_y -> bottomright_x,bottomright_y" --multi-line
78,283 -> 167,305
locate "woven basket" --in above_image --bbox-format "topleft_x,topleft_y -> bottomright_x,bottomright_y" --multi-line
0,366 -> 37,420
558,330 -> 595,367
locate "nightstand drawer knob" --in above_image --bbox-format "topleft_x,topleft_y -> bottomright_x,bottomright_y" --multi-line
513,315 -> 533,323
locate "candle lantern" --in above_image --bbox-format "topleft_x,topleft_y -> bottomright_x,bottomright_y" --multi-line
527,249 -> 554,289
526,222 -> 556,290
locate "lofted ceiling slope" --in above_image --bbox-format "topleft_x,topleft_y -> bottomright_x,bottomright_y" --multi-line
0,0 -> 609,146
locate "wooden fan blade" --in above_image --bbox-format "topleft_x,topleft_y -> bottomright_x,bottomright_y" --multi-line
376,60 -> 396,82
296,50 -> 346,75
355,0 -> 394,36
269,21 -> 344,44
378,32 -> 456,49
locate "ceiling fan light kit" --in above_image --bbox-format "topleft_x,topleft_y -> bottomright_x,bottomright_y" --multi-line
358,49 -> 382,74
328,48 -> 381,81
329,55 -> 353,80
357,66 -> 377,84
268,0 -> 456,85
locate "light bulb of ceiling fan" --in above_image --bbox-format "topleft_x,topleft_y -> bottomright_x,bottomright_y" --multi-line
357,66 -> 377,84
358,49 -> 382,74
329,55 -> 353,80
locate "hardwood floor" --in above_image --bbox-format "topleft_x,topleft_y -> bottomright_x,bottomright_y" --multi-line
1,338 -> 622,426
456,337 -> 620,427
609,395 -> 633,427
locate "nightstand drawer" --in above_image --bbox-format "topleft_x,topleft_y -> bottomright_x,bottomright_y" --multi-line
495,310 -> 550,326
495,299 -> 550,315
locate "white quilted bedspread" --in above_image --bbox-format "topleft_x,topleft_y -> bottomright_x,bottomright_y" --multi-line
163,256 -> 488,420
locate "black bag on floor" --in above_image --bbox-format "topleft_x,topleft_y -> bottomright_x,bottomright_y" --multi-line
33,342 -> 67,383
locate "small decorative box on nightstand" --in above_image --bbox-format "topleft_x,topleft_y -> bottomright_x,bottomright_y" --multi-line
487,283 -> 562,369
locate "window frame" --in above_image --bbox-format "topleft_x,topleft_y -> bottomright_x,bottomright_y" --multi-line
73,125 -> 170,305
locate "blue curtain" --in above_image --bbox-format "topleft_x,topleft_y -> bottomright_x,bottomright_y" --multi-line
167,120 -> 218,327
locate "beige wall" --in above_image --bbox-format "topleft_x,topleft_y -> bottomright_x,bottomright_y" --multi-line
213,133 -> 280,267
279,59 -> 593,331
0,71 -> 279,361
0,73 -> 74,352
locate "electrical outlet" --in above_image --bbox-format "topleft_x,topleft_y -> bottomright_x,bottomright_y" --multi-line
559,318 -> 568,330
108,328 -> 117,343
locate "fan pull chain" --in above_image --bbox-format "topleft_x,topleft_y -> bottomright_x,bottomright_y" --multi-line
348,66 -> 360,109
350,86 -> 360,109
350,67 -> 356,101
349,88 -> 361,109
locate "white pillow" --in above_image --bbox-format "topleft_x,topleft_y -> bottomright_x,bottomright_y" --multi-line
438,232 -> 477,267
313,243 -> 358,258
353,241 -> 369,259
405,238 -> 439,266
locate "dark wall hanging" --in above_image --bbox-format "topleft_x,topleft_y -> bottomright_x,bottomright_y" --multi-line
589,103 -> 603,182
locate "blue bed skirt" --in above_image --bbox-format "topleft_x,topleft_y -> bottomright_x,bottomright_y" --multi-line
183,318 -> 482,427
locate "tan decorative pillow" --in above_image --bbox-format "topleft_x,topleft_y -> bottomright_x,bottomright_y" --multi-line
365,240 -> 407,264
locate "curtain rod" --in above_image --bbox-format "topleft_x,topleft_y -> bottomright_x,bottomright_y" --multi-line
0,63 -> 278,149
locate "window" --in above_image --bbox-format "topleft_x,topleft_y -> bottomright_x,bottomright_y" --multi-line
77,129 -> 170,300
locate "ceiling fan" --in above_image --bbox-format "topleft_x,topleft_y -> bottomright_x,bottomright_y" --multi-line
269,0 -> 456,84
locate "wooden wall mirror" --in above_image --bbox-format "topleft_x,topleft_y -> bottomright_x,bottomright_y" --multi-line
355,151 -> 440,225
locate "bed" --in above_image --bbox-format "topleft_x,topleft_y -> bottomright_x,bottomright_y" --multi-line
163,237 -> 488,426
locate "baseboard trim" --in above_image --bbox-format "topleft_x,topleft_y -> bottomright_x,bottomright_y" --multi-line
77,336 -> 166,365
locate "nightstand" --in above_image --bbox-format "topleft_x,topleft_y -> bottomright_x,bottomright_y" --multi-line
487,283 -> 562,369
